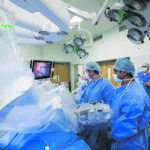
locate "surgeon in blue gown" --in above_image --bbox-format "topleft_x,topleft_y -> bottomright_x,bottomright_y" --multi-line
136,62 -> 150,99
107,58 -> 150,150
77,61 -> 115,150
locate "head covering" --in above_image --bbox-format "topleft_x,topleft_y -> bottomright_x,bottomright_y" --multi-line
85,61 -> 101,72
114,58 -> 135,75
142,62 -> 150,67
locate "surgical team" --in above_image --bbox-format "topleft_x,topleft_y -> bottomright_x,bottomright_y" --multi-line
77,57 -> 150,150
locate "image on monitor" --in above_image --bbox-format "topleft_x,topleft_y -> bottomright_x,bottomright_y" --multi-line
32,60 -> 52,80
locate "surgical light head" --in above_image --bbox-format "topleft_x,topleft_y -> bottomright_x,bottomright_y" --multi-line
123,0 -> 146,11
76,49 -> 87,58
127,28 -> 145,44
114,57 -> 135,75
105,0 -> 150,44
64,44 -> 74,53
73,36 -> 85,46
63,34 -> 89,59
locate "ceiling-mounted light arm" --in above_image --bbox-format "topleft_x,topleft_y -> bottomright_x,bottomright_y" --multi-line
64,0 -> 109,26
77,22 -> 93,47
63,2 -> 96,21
92,0 -> 110,25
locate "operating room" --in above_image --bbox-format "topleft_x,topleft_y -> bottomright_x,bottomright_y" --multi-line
1,0 -> 150,149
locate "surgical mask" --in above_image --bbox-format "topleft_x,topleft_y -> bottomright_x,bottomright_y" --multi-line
138,66 -> 148,72
113,74 -> 122,83
84,72 -> 90,79
141,68 -> 148,72
113,74 -> 134,87
81,80 -> 87,86
91,75 -> 100,79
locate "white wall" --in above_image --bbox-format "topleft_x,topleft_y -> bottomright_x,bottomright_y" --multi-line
20,41 -> 75,62
20,45 -> 44,61
42,42 -> 74,62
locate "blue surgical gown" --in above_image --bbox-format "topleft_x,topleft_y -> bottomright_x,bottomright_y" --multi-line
110,81 -> 150,150
78,78 -> 115,150
79,77 -> 115,105
136,72 -> 150,98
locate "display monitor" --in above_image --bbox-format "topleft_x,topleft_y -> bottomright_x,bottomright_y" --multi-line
32,60 -> 52,80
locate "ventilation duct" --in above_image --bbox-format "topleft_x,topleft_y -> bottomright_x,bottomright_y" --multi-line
119,25 -> 127,32
93,35 -> 103,42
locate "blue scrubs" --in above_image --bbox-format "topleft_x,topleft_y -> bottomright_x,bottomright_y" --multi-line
79,77 -> 115,105
78,77 -> 115,150
136,72 -> 150,98
110,81 -> 150,150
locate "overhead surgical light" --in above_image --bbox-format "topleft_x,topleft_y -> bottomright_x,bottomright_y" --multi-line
105,0 -> 150,44
63,34 -> 89,59
128,12 -> 146,27
123,0 -> 146,11
76,49 -> 87,59
105,7 -> 131,24
64,44 -> 74,53
127,28 -> 145,44
107,9 -> 121,22
73,35 -> 85,46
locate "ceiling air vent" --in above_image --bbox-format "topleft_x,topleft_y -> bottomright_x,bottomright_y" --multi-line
119,25 -> 128,32
93,35 -> 103,42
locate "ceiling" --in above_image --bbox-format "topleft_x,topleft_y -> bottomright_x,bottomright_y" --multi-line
61,0 -> 119,42
3,0 -> 119,46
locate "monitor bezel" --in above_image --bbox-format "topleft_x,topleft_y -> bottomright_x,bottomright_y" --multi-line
32,60 -> 52,80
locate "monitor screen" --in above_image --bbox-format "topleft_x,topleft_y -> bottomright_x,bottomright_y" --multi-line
32,60 -> 52,80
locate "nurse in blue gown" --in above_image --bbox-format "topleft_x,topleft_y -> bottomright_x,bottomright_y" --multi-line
136,63 -> 150,99
77,61 -> 115,150
107,58 -> 150,150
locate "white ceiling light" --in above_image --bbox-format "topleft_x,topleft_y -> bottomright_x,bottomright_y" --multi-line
63,0 -> 109,26
70,16 -> 83,24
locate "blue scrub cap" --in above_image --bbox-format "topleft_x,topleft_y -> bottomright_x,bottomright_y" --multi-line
142,62 -> 150,67
114,58 -> 135,75
85,61 -> 101,72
